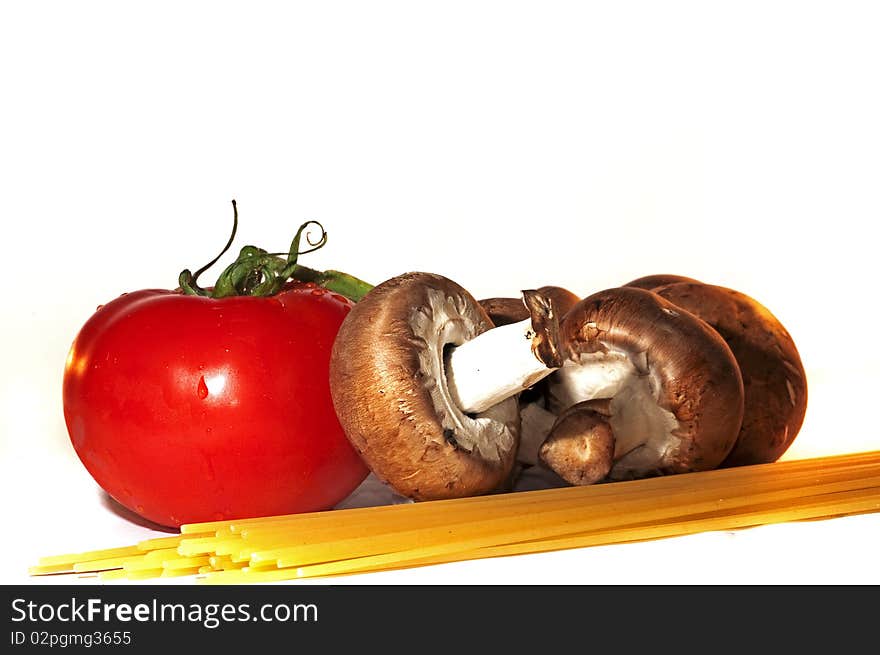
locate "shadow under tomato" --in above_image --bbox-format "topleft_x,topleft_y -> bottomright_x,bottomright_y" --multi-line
98,491 -> 178,533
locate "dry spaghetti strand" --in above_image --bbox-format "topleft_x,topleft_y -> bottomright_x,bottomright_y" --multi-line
205,485 -> 880,584
28,451 -> 880,583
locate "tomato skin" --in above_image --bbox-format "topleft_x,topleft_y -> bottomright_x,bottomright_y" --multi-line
62,284 -> 369,528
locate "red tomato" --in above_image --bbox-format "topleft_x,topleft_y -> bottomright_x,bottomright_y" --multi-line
62,283 -> 370,528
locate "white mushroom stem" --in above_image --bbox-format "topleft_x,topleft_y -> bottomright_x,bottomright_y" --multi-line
445,318 -> 558,414
548,350 -> 639,408
517,402 -> 559,466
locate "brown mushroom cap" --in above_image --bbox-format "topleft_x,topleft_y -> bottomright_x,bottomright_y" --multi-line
479,286 -> 581,327
539,401 -> 615,485
329,272 -> 521,501
552,287 -> 745,479
652,282 -> 808,466
624,274 -> 702,291
478,297 -> 531,327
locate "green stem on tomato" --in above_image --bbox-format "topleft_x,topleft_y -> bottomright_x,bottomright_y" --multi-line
179,200 -> 243,297
178,200 -> 375,302
291,266 -> 375,302
210,246 -> 288,298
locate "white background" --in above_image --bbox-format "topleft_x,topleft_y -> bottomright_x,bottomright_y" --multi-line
1,1 -> 879,584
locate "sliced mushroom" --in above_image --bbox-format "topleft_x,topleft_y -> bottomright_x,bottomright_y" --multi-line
649,281 -> 808,466
544,286 -> 745,481
329,272 -> 564,501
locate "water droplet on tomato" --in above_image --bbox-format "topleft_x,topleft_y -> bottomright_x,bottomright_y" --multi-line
95,304 -> 104,311
136,505 -> 145,513
213,512 -> 226,521
197,376 -> 209,399
304,282 -> 316,289
205,427 -> 212,434
330,293 -> 348,304
310,287 -> 327,296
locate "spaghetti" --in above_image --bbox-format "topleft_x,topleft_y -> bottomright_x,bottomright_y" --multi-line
30,451 -> 880,583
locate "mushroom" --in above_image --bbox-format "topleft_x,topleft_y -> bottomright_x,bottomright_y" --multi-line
479,286 -> 581,327
477,286 -> 582,469
477,297 -> 531,328
642,281 -> 808,466
538,400 -> 615,485
329,272 -> 566,501
541,286 -> 745,482
624,274 -> 702,291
